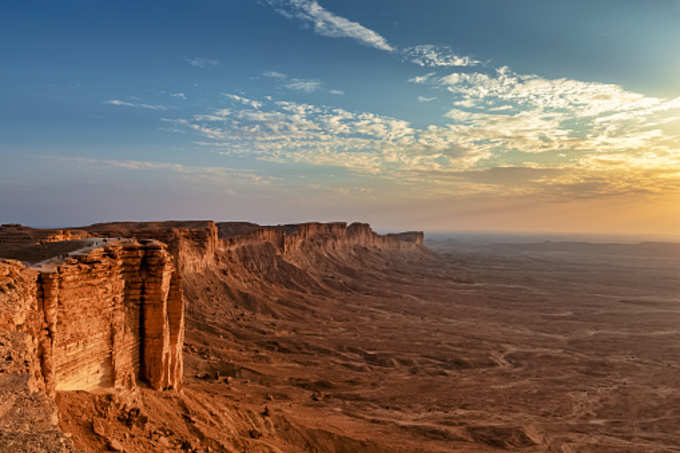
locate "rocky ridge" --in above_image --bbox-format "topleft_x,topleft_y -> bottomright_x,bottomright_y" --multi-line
0,221 -> 424,452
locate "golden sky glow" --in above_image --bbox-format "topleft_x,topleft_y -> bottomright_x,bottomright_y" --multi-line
2,1 -> 679,236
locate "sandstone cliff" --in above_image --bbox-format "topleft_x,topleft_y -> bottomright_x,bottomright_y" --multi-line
0,238 -> 184,403
0,220 -> 425,452
0,221 -> 422,393
1,259 -> 74,451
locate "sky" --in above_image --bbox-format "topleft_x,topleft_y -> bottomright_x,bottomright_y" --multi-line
1,0 -> 679,236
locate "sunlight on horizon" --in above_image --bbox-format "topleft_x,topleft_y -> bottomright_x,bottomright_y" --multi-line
1,0 -> 678,235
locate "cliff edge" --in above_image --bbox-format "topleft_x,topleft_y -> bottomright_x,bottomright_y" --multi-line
0,220 -> 425,452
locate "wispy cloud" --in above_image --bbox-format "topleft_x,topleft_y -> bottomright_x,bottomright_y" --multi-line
437,65 -> 673,122
263,71 -> 288,78
265,0 -> 394,52
285,78 -> 322,93
162,42 -> 680,204
408,72 -> 436,84
105,99 -> 168,111
403,45 -> 480,67
224,93 -> 263,108
170,92 -> 187,100
185,57 -> 219,68
165,74 -> 680,202
62,156 -> 273,186
105,99 -> 135,107
261,70 -> 338,95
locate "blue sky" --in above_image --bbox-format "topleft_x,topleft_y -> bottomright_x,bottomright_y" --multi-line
2,1 -> 680,235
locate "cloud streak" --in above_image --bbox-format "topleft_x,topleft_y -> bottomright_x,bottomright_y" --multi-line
403,45 -> 480,67
61,156 -> 272,186
263,71 -> 287,78
265,0 -> 394,51
261,71 -> 340,94
224,93 -> 263,109
185,57 -> 219,68
408,72 -> 436,84
263,2 -> 489,78
105,99 -> 168,111
284,78 -> 322,93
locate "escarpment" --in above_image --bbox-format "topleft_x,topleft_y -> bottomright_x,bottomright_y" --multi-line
217,221 -> 424,254
0,221 -> 422,390
0,220 -> 424,451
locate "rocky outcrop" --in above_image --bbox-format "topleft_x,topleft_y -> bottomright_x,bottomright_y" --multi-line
0,223 -> 90,248
0,260 -> 45,393
0,260 -> 75,452
0,220 -> 425,452
0,221 -> 420,393
84,221 -> 218,274
217,221 -> 424,255
386,231 -> 424,245
0,239 -> 183,398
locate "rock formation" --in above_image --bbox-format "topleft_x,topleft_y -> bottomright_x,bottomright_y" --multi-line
0,220 -> 424,451
0,221 -> 422,393
1,238 -> 184,396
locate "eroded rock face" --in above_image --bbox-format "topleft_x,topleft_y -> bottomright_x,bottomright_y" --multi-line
217,221 -> 425,255
0,220 -> 420,400
0,260 -> 75,452
0,239 -> 184,398
83,221 -> 218,273
0,220 -> 425,452
0,223 -> 419,391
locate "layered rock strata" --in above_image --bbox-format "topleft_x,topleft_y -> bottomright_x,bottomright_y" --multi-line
0,223 -> 90,248
218,221 -> 424,254
0,220 -> 421,398
0,220 -> 424,450
0,260 -> 73,451
0,239 -> 183,399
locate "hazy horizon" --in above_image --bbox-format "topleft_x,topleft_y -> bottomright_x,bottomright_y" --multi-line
15,220 -> 680,245
2,1 -> 679,235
